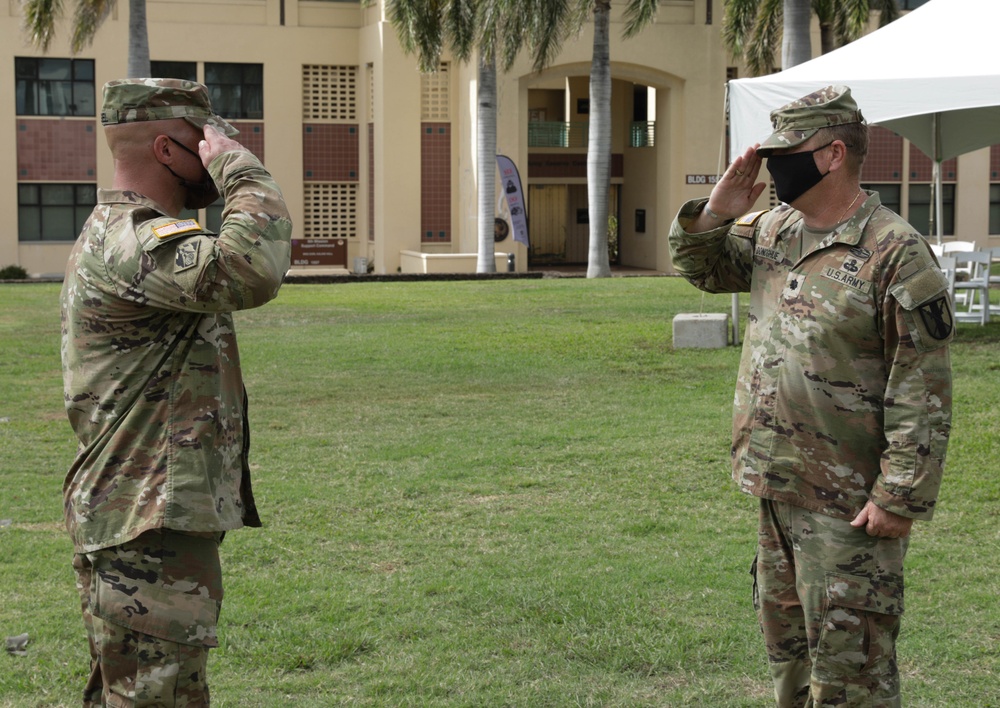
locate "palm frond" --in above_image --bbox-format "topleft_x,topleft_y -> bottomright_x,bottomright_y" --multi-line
721,0 -> 760,59
21,0 -> 63,51
70,0 -> 113,53
835,0 -> 870,43
386,0 -> 446,72
516,0 -> 573,73
443,0 -> 477,63
873,0 -> 899,26
747,0 -> 781,75
622,0 -> 659,40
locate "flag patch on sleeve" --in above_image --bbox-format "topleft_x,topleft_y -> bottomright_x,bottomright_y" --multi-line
153,219 -> 201,240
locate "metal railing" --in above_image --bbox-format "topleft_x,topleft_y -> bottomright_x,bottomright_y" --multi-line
527,120 -> 656,148
528,121 -> 589,148
630,121 -> 655,148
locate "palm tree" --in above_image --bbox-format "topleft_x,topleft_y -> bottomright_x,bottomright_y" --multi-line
385,0 -> 661,277
22,0 -> 151,77
723,0 -> 899,76
383,0 -> 506,273
520,0 -> 660,278
476,52 -> 499,273
585,1 -> 613,277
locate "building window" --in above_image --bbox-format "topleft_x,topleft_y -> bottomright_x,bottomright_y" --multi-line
205,199 -> 225,233
899,0 -> 930,8
18,183 -> 96,241
205,63 -> 263,119
150,61 -> 198,82
907,184 -> 954,237
989,185 -> 1000,235
15,57 -> 95,117
862,183 -> 954,237
861,184 -> 901,215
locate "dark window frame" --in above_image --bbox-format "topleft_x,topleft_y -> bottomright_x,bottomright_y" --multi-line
862,182 -> 955,237
150,61 -> 198,82
205,62 -> 263,120
15,57 -> 96,117
989,184 -> 1000,235
18,183 -> 97,242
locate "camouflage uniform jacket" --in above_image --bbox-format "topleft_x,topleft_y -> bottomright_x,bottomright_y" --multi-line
668,191 -> 952,522
61,149 -> 292,553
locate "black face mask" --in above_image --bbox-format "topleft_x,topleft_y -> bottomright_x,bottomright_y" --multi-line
766,141 -> 833,204
165,137 -> 220,210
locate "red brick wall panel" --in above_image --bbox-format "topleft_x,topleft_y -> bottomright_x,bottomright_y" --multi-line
303,124 -> 359,181
17,119 -> 97,181
229,121 -> 265,163
421,123 -> 450,242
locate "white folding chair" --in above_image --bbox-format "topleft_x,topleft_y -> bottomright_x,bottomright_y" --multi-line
949,251 -> 991,325
990,246 -> 1000,286
981,246 -> 1000,316
929,243 -> 944,258
943,240 -> 977,253
938,255 -> 956,292
942,241 -> 978,291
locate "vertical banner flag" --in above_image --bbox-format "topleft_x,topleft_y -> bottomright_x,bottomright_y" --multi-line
496,155 -> 529,247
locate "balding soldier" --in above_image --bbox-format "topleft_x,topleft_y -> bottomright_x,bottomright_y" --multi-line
61,78 -> 292,706
669,86 -> 952,706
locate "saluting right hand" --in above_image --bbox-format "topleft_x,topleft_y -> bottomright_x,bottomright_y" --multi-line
197,125 -> 248,168
705,144 -> 768,221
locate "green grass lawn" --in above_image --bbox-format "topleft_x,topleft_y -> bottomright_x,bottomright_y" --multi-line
1,277 -> 998,707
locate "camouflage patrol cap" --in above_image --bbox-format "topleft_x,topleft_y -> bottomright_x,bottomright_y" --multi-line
100,78 -> 239,137
756,85 -> 864,156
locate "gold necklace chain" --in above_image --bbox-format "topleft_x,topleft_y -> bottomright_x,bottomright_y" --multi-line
836,190 -> 864,225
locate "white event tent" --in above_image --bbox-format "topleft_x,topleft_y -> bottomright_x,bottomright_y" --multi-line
727,0 -> 1000,242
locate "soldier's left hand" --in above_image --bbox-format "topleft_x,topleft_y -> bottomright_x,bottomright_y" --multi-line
850,501 -> 914,539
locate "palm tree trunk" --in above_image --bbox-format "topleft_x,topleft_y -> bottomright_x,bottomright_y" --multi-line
781,0 -> 811,69
127,0 -> 151,78
476,52 -> 497,273
819,20 -> 835,55
586,0 -> 612,278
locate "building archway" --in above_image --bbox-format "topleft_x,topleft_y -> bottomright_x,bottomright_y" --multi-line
518,63 -> 684,270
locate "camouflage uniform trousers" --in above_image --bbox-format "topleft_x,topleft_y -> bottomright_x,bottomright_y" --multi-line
752,499 -> 907,708
72,529 -> 224,707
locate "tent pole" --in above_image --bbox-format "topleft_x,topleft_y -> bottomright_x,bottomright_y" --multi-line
932,161 -> 943,244
932,113 -> 943,244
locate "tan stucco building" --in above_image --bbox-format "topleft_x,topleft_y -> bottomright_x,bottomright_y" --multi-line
2,0 -> 995,278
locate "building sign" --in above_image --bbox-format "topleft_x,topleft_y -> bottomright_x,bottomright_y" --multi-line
686,174 -> 720,185
529,154 -> 624,179
291,239 -> 347,267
